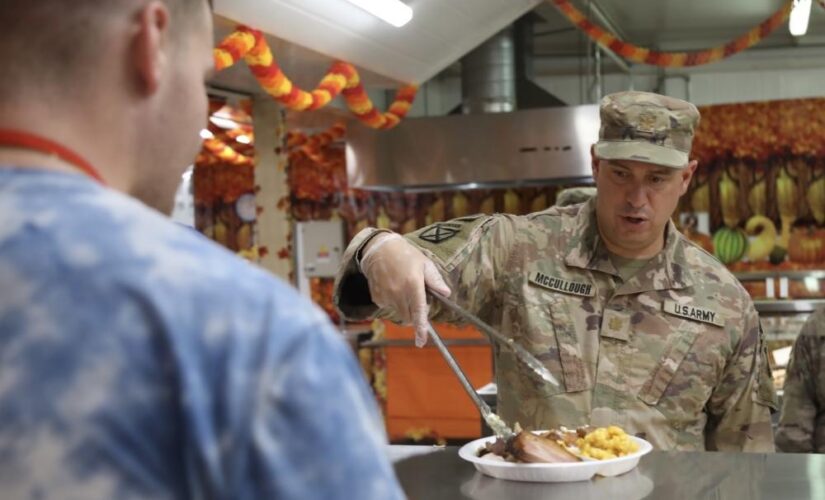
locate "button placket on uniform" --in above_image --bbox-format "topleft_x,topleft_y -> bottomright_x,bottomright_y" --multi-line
594,296 -> 633,420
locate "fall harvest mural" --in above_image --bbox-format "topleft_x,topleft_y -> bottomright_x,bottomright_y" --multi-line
680,98 -> 825,265
678,97 -> 825,300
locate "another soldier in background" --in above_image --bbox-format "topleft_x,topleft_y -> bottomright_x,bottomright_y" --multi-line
0,0 -> 402,498
335,91 -> 776,451
776,308 -> 825,453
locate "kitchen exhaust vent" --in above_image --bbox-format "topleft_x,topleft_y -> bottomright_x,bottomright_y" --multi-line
347,15 -> 594,191
346,104 -> 599,191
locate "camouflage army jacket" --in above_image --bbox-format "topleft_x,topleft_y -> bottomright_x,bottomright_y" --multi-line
776,308 -> 825,453
335,199 -> 777,451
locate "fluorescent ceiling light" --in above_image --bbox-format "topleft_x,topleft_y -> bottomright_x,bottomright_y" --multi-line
344,0 -> 412,27
199,129 -> 214,140
209,116 -> 239,129
790,0 -> 812,37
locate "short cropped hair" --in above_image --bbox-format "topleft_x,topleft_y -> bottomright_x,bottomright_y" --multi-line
0,0 -> 210,97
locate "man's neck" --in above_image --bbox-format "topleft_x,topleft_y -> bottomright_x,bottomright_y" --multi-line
596,222 -> 666,260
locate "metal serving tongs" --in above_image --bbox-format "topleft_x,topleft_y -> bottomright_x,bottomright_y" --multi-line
424,321 -> 516,439
424,289 -> 560,439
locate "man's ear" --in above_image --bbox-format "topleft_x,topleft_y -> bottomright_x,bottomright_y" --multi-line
132,1 -> 170,95
590,144 -> 600,178
679,160 -> 698,195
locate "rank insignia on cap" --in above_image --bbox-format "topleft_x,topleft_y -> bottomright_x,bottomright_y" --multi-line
419,223 -> 461,244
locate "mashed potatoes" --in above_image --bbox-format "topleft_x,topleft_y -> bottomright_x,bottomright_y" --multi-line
576,426 -> 639,460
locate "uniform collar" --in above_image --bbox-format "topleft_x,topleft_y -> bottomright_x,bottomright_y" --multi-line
563,197 -> 694,292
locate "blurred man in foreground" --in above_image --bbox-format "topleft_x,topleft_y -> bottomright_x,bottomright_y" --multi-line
0,1 -> 403,498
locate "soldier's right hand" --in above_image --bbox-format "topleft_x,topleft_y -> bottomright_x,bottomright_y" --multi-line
359,233 -> 451,347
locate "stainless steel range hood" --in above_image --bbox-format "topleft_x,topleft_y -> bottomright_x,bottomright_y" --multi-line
346,104 -> 599,191
347,16 -> 598,192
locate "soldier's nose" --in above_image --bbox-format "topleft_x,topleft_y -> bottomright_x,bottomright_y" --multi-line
626,185 -> 647,208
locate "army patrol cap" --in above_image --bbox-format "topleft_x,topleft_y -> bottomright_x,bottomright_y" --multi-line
594,91 -> 700,169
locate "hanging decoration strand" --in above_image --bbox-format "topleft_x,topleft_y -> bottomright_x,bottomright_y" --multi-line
214,26 -> 417,129
551,0 -> 793,67
202,137 -> 254,166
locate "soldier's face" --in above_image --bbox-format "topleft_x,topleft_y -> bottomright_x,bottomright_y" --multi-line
592,158 -> 697,258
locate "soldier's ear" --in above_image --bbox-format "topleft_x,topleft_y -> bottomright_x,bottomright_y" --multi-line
679,160 -> 698,194
590,145 -> 600,177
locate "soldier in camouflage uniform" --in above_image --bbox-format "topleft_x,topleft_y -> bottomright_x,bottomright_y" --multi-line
776,308 -> 825,452
335,91 -> 776,451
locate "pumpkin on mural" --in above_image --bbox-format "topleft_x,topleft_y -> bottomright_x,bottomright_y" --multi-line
788,227 -> 825,264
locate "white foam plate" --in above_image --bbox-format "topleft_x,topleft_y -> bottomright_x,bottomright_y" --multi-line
458,432 -> 653,483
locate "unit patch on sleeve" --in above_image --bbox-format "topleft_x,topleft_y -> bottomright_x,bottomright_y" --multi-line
528,271 -> 595,297
418,223 -> 462,244
662,299 -> 724,327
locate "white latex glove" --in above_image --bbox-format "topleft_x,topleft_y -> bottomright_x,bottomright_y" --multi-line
360,233 -> 451,347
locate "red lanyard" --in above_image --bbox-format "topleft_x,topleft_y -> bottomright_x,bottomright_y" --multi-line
0,129 -> 106,185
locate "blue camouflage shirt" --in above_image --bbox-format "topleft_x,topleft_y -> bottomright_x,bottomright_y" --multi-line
0,168 -> 403,500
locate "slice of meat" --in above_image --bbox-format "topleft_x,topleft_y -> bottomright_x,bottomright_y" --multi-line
480,437 -> 508,458
540,429 -> 578,448
560,431 -> 578,448
542,429 -> 564,441
508,431 -> 580,463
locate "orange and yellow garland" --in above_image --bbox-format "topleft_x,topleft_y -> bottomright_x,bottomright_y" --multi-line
552,0 -> 793,67
201,137 -> 254,166
214,26 -> 417,129
286,122 -> 346,164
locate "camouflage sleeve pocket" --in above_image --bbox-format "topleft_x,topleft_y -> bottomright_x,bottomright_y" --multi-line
638,329 -> 700,405
753,340 -> 778,411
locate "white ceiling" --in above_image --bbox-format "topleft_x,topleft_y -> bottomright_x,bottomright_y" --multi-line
213,0 -> 542,84
209,0 -> 825,95
532,0 -> 825,54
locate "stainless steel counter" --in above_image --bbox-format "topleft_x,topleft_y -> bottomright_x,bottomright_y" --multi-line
390,445 -> 825,500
